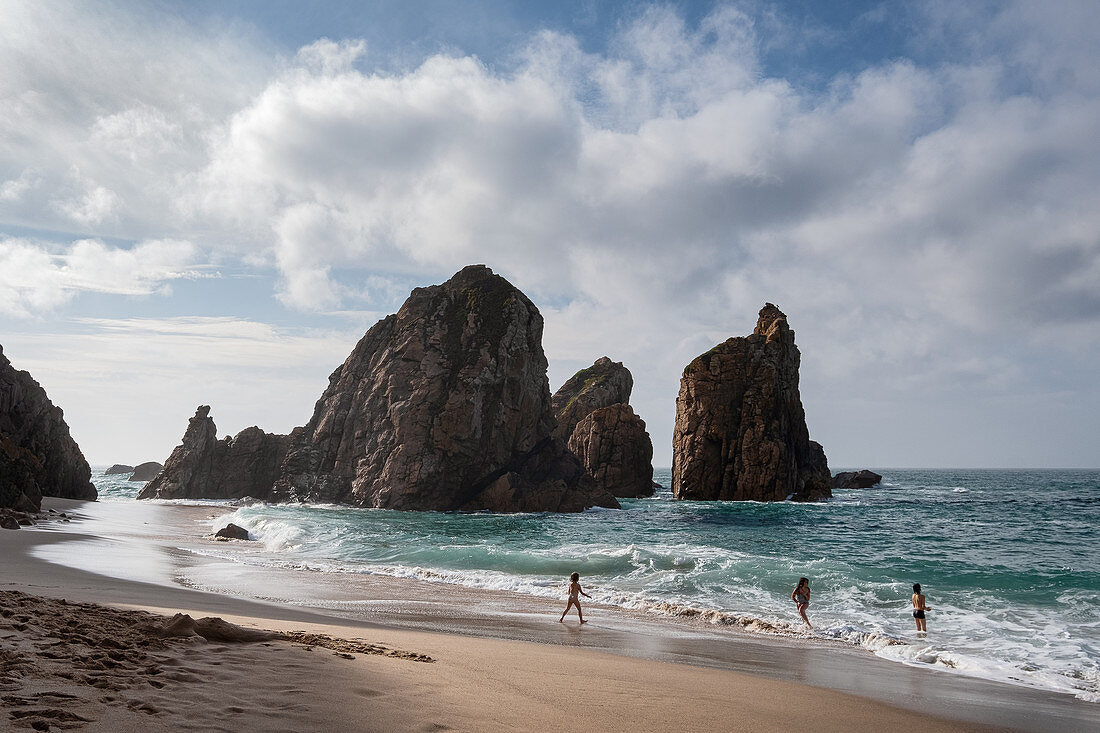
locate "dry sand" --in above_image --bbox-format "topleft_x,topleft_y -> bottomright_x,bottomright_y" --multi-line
1,499 -> 1082,732
0,590 -> 432,732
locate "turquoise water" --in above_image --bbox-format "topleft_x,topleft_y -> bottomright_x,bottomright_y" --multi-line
94,468 -> 1100,701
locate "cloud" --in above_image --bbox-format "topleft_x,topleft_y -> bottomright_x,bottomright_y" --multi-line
194,39 -> 588,304
179,3 -> 1098,352
0,170 -> 38,202
50,167 -> 122,226
0,237 -> 207,316
0,0 -> 271,238
3,316 -> 366,463
2,0 -> 1099,466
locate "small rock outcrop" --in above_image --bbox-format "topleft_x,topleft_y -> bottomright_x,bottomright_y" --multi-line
214,523 -> 251,540
672,304 -> 831,502
142,266 -> 618,513
833,470 -> 883,489
138,408 -> 289,501
1,345 -> 96,511
550,358 -> 655,498
105,464 -> 134,475
128,461 -> 163,482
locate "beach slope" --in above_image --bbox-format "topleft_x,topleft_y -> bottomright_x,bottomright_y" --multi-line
0,509 -> 1022,732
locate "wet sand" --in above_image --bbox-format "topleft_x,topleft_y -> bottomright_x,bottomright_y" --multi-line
2,498 -> 1097,731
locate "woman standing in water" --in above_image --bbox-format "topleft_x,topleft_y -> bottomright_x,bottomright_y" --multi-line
912,583 -> 930,632
791,577 -> 812,628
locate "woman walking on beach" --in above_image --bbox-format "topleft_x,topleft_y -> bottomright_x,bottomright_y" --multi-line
912,583 -> 929,632
791,577 -> 812,629
560,572 -> 590,624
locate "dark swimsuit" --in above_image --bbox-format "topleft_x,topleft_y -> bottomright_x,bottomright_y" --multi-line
913,609 -> 925,619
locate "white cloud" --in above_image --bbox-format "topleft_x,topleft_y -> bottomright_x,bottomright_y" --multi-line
0,237 -> 206,316
3,317 -> 365,463
295,38 -> 368,75
90,105 -> 183,163
50,167 -> 122,226
0,240 -> 70,314
0,170 -> 38,202
0,0 -> 271,238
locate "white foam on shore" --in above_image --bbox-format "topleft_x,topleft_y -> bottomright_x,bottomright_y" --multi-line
876,642 -> 1100,703
184,524 -> 1100,703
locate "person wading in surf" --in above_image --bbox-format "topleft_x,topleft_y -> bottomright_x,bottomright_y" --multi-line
791,577 -> 812,629
559,572 -> 591,624
912,583 -> 930,632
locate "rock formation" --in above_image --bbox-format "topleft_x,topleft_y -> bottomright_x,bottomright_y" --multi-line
138,408 -> 289,501
214,523 -> 251,541
550,357 -> 654,498
105,464 -> 134,475
142,266 -> 618,513
272,265 -> 617,511
128,461 -> 163,482
551,357 -> 633,441
1,345 -> 96,511
833,470 -> 883,489
567,404 -> 654,498
671,304 -> 831,502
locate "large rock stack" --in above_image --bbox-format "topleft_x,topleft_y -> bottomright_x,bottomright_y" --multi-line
141,266 -> 618,513
1,345 -> 96,510
671,304 -> 830,502
551,357 -> 654,498
273,265 -> 617,511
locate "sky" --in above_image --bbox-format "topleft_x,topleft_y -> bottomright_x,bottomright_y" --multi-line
2,0 -> 1098,469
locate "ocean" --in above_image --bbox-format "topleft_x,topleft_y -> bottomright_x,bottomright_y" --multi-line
93,467 -> 1099,702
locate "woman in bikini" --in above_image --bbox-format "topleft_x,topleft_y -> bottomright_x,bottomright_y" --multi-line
791,577 -> 812,629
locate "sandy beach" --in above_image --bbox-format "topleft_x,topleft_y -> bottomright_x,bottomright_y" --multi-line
1,499 -> 1096,733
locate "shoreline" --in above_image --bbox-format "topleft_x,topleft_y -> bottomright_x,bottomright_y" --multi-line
3,499 -> 1098,732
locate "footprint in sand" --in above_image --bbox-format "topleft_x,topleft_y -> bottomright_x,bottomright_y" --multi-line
162,672 -> 202,683
126,700 -> 161,716
9,708 -> 93,723
33,692 -> 80,702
